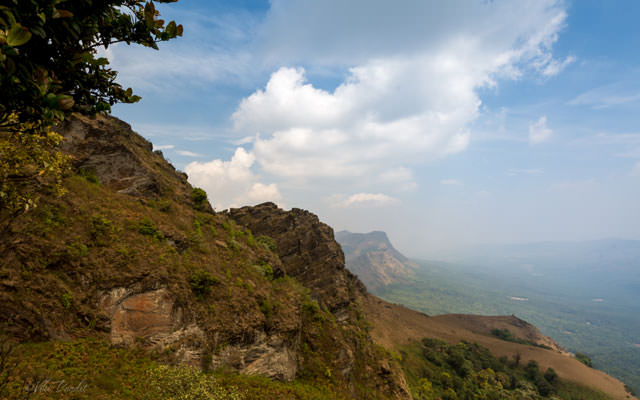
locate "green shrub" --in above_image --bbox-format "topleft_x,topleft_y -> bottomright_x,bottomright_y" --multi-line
145,365 -> 243,400
256,235 -> 277,252
79,168 -> 99,184
192,187 -> 209,210
575,352 -> 593,368
60,292 -> 72,309
90,214 -> 114,245
138,217 -> 163,240
190,269 -> 219,300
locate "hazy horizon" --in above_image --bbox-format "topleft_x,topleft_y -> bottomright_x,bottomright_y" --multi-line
108,0 -> 640,257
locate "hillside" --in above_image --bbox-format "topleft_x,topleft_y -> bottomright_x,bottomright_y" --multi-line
335,231 -> 415,291
0,114 -> 634,399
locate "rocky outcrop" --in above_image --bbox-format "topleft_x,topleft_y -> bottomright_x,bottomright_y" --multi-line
57,114 -> 198,205
227,203 -> 367,314
99,286 -> 206,365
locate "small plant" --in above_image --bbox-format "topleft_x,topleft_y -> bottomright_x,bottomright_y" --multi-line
138,217 -> 163,240
60,292 -> 73,309
259,298 -> 275,323
79,167 -> 99,184
156,199 -> 171,212
254,260 -> 274,280
66,242 -> 88,259
192,187 -> 209,210
190,269 -> 219,300
245,229 -> 256,247
574,352 -> 593,367
256,235 -> 277,252
302,298 -> 326,322
228,239 -> 240,252
90,214 -> 114,245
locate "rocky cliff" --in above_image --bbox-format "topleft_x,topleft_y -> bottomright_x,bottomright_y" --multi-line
336,230 -> 415,291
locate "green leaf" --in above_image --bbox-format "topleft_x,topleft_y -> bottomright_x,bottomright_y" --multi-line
52,9 -> 74,19
57,95 -> 74,110
144,2 -> 155,29
7,23 -> 31,47
165,21 -> 176,37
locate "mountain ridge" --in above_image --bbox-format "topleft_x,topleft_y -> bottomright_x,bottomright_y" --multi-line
0,114 -> 634,399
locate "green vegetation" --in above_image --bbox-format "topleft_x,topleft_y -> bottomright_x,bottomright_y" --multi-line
0,0 -> 182,215
491,328 -> 551,349
190,269 -> 219,300
575,352 -> 593,368
59,291 -> 72,309
192,187 -> 209,210
400,338 -> 613,400
378,259 -> 640,393
0,338 -> 346,400
0,0 -> 182,124
137,217 -> 163,240
257,235 -> 277,252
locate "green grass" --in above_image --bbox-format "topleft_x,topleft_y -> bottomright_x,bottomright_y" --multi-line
0,339 -> 345,400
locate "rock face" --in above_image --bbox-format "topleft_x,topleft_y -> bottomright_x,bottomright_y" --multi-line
228,204 -> 367,314
58,114 -> 199,206
99,286 -> 206,365
336,230 -> 415,292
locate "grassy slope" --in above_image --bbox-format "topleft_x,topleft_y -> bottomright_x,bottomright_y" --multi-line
1,115 -> 407,399
359,293 -> 635,400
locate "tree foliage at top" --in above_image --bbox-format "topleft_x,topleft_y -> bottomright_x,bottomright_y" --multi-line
0,0 -> 181,217
0,0 -> 183,125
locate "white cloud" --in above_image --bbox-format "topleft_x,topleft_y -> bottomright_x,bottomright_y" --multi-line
176,150 -> 203,157
541,55 -> 575,76
185,148 -> 282,210
246,183 -> 283,204
529,116 -> 553,144
568,83 -> 640,109
440,179 -> 462,185
153,144 -> 174,150
330,193 -> 399,208
232,1 -> 568,181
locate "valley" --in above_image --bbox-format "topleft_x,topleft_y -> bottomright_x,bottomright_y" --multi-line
337,232 -> 640,396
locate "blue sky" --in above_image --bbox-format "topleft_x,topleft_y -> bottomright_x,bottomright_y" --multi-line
109,0 -> 640,257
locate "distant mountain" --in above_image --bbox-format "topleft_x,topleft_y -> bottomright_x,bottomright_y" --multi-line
336,230 -> 415,292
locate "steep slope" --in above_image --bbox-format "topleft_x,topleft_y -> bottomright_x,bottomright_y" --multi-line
0,114 -> 409,399
335,230 -> 415,291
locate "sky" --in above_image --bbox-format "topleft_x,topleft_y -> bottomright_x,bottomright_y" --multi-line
108,0 -> 640,257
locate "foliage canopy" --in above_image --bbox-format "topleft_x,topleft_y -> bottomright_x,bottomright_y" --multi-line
0,0 -> 182,124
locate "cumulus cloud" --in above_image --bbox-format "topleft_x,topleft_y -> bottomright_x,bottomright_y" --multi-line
529,116 -> 553,144
440,179 -> 462,185
184,148 -> 282,210
233,1 -> 569,181
331,193 -> 399,208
